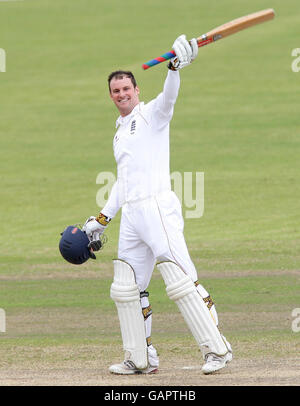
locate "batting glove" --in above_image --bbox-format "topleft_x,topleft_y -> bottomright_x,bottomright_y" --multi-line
82,214 -> 111,251
168,34 -> 198,70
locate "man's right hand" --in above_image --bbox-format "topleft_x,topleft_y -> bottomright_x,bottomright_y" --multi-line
82,215 -> 108,251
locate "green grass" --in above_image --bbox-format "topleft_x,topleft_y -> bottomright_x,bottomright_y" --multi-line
0,0 -> 299,374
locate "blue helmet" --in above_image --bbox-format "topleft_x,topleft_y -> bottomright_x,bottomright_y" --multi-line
59,225 -> 96,265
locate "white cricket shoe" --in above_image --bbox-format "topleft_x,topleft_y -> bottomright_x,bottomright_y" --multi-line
201,351 -> 233,375
109,344 -> 159,375
109,360 -> 158,375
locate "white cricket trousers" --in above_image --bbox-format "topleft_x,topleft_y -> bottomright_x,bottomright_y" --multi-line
117,190 -> 220,353
118,190 -> 198,291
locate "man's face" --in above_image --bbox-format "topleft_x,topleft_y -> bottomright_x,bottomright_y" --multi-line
109,77 -> 140,117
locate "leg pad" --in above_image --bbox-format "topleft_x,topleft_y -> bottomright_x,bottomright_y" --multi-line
110,259 -> 148,369
157,261 -> 229,357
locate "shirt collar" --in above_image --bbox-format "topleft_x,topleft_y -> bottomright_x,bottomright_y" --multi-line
115,102 -> 144,128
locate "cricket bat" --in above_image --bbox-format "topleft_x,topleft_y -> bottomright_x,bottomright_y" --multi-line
142,8 -> 275,70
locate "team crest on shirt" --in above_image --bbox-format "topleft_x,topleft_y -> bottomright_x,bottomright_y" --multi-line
130,119 -> 136,135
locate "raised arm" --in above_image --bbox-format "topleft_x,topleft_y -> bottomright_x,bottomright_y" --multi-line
151,34 -> 198,128
152,70 -> 180,126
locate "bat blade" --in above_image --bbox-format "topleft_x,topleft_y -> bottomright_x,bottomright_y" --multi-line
142,8 -> 275,70
198,8 -> 275,45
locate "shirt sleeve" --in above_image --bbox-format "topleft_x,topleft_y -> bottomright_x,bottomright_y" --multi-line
101,181 -> 121,219
151,70 -> 180,128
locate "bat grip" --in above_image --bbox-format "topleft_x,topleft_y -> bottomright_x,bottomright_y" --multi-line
142,50 -> 176,70
141,38 -> 209,70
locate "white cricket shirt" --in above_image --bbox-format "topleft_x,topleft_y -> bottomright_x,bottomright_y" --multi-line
102,70 -> 180,219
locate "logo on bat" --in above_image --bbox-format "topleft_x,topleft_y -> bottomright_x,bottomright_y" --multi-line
213,34 -> 222,41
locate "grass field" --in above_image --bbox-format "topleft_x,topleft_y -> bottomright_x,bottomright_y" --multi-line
0,0 -> 299,386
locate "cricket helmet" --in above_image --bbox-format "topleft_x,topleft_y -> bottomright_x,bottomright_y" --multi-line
59,225 -> 96,265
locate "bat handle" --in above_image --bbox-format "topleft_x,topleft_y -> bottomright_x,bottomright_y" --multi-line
142,50 -> 176,70
141,39 -> 208,70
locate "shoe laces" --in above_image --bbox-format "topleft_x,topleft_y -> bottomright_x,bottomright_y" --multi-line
124,360 -> 136,370
205,353 -> 222,363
